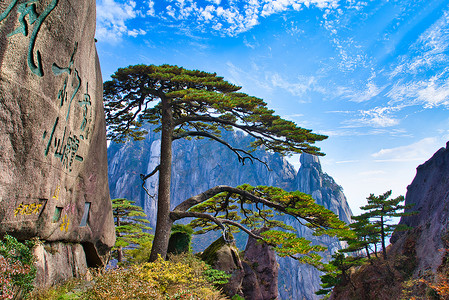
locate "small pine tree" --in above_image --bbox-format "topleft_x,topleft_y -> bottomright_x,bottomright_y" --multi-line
316,252 -> 365,298
112,198 -> 153,264
359,191 -> 414,259
341,214 -> 380,260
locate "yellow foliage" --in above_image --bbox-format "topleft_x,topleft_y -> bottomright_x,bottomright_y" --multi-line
30,253 -> 227,300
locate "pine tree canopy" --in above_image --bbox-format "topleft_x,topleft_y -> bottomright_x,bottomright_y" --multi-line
104,64 -> 327,157
170,184 -> 352,267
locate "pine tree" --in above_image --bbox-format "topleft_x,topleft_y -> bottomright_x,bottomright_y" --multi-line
358,191 -> 413,260
341,214 -> 380,260
104,64 -> 340,261
112,198 -> 152,264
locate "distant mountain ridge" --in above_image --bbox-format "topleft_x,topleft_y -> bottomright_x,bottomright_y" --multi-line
107,127 -> 352,299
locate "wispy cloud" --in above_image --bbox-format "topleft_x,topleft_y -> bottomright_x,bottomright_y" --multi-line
336,160 -> 359,164
339,80 -> 386,103
96,0 -> 146,43
390,10 -> 449,78
146,0 -> 155,16
371,137 -> 442,162
321,128 -> 410,138
342,106 -> 402,128
385,9 -> 449,109
389,74 -> 449,108
269,73 -> 326,99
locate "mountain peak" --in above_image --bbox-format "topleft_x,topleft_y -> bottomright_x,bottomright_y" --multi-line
300,153 -> 322,171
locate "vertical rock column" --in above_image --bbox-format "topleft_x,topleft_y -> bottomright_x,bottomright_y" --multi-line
0,0 -> 115,287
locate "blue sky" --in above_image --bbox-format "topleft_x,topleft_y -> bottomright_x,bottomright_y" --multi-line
95,0 -> 449,214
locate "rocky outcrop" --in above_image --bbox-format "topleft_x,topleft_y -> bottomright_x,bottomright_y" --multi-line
391,141 -> 449,275
241,228 -> 279,300
108,127 -> 352,298
201,237 -> 245,296
202,230 -> 279,300
0,0 -> 115,287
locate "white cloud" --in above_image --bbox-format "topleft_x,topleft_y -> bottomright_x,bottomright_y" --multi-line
261,0 -> 338,16
342,106 -> 401,128
387,73 -> 449,108
341,81 -> 385,103
128,28 -> 147,37
371,137 -> 441,162
336,160 -> 359,164
385,9 -> 449,109
390,10 -> 449,78
147,0 -> 155,16
96,0 -> 143,43
269,73 -> 325,98
150,0 -> 340,36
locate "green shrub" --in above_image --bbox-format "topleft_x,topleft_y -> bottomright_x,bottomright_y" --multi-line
203,267 -> 231,286
0,234 -> 36,299
167,224 -> 194,255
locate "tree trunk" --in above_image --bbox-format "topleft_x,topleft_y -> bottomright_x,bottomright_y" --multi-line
364,244 -> 371,260
380,214 -> 387,259
117,247 -> 124,263
116,216 -> 123,262
149,96 -> 174,262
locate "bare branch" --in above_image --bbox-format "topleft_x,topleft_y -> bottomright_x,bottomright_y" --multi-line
140,165 -> 160,200
173,130 -> 271,170
140,165 -> 160,181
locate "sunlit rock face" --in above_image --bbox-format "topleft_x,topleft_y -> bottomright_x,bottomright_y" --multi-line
108,128 -> 352,299
391,141 -> 449,274
0,0 -> 115,286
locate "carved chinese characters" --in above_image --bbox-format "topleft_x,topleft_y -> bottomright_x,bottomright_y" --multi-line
0,0 -> 115,285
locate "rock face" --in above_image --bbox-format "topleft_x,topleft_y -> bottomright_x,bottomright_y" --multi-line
0,0 -> 115,287
241,228 -> 279,300
201,237 -> 244,297
108,127 -> 352,298
391,141 -> 449,275
202,230 -> 279,300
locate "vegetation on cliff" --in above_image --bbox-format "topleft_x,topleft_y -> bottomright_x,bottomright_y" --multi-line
0,234 -> 36,299
317,191 -> 421,299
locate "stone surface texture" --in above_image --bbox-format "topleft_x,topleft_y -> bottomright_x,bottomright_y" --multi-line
0,0 -> 115,287
108,127 -> 352,299
241,228 -> 279,300
391,141 -> 449,274
201,237 -> 245,296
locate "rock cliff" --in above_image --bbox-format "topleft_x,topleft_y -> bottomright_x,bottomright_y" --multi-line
0,0 -> 115,287
391,141 -> 449,274
108,127 -> 352,298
